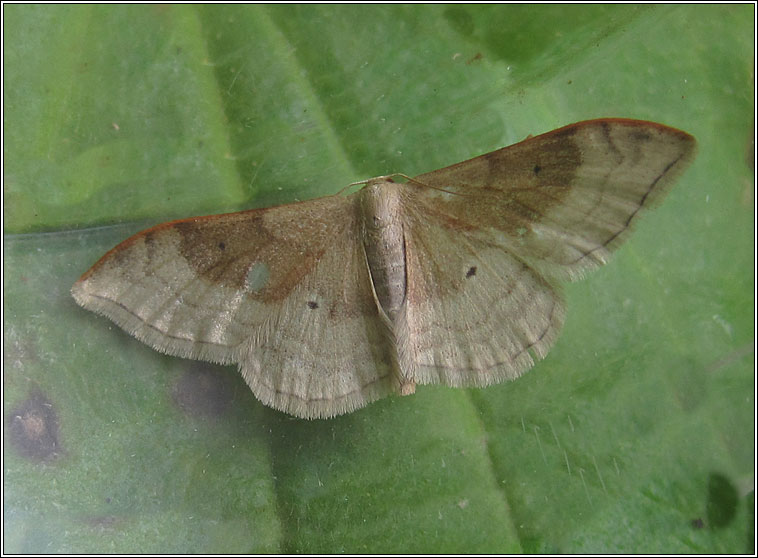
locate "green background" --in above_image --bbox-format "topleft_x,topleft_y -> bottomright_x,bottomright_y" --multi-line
4,4 -> 754,553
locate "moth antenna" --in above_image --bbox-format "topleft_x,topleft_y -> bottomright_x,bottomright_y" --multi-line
347,173 -> 410,187
346,173 -> 463,198
403,175 -> 468,197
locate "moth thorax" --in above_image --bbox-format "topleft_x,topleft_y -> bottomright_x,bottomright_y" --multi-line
359,180 -> 407,320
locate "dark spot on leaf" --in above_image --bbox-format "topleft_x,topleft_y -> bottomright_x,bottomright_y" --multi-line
6,390 -> 61,461
533,164 -> 542,175
308,301 -> 319,310
707,472 -> 739,528
443,7 -> 475,36
466,52 -> 483,65
172,363 -> 233,419
466,266 -> 477,278
691,517 -> 704,529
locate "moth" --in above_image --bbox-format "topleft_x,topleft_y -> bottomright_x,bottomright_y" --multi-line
72,119 -> 696,419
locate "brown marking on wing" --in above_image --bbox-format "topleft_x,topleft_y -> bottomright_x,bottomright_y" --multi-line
411,125 -> 582,238
170,196 -> 353,302
409,118 -> 696,276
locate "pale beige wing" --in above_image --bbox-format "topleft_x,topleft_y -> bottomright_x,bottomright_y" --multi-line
411,119 -> 697,281
72,194 -> 395,419
237,217 -> 399,419
399,204 -> 565,388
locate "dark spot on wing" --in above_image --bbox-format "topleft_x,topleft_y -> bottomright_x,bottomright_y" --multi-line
553,124 -> 580,140
143,230 -> 161,263
7,389 -> 61,461
630,129 -> 653,142
466,266 -> 477,278
599,120 -> 622,160
218,241 -> 225,251
308,301 -> 319,309
533,164 -> 542,175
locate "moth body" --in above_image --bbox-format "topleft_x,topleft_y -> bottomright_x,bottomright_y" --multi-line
358,179 -> 416,396
358,179 -> 408,322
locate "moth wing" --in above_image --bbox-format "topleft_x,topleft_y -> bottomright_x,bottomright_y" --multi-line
72,194 -> 395,419
399,201 -> 565,387
411,118 -> 697,281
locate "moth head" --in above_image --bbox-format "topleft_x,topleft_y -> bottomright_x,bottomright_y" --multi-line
359,177 -> 404,229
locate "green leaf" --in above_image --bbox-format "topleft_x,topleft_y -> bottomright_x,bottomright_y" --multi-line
4,4 -> 753,553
